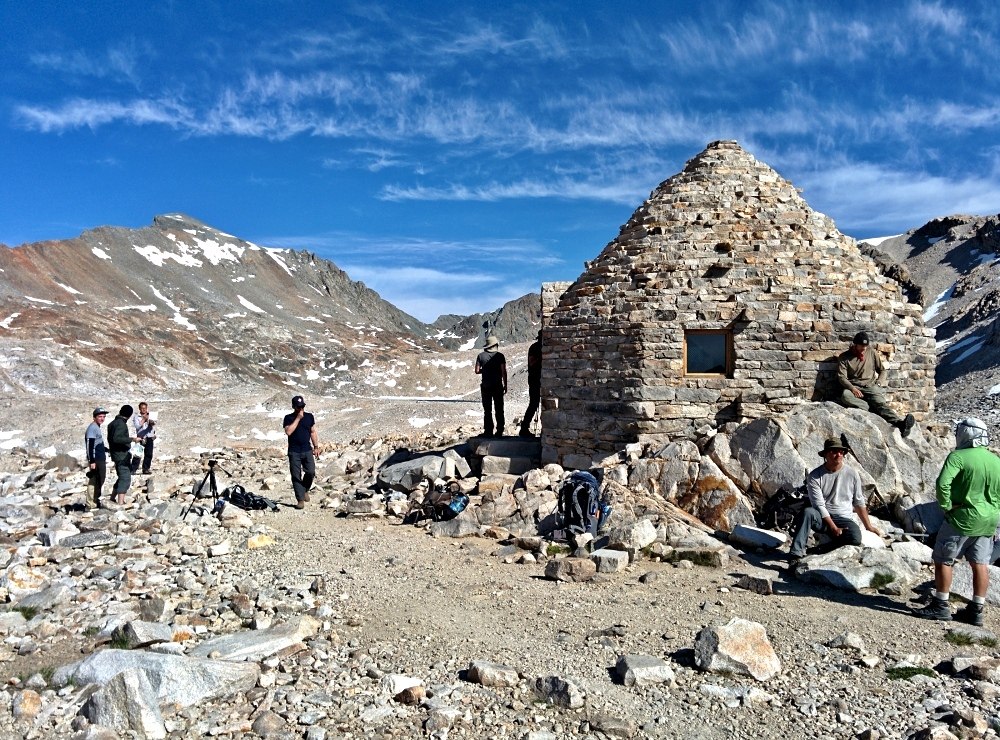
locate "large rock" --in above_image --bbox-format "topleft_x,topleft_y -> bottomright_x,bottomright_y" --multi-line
112,621 -> 174,650
607,519 -> 657,551
15,583 -> 73,610
681,457 -> 756,532
544,558 -> 596,582
81,667 -> 167,739
950,561 -> 1000,606
481,455 -> 536,476
615,655 -> 676,687
730,404 -> 951,509
729,418 -> 805,499
591,548 -> 629,573
795,546 -> 923,592
53,650 -> 260,708
694,618 -> 781,681
728,524 -> 787,549
534,675 -> 585,708
377,455 -> 447,492
467,660 -> 519,687
189,615 -> 320,661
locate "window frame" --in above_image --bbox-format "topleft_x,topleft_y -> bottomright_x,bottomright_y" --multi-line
683,328 -> 734,378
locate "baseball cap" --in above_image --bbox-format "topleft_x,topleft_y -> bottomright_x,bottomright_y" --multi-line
93,407 -> 108,417
852,332 -> 870,345
291,395 -> 306,409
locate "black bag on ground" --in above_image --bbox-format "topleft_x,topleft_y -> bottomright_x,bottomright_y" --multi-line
556,471 -> 605,538
224,484 -> 278,512
756,485 -> 808,534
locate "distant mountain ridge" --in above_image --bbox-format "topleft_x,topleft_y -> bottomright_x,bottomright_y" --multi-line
0,214 -> 540,399
859,212 -> 1000,423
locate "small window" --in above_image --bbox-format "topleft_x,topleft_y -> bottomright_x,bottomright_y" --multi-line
684,330 -> 732,377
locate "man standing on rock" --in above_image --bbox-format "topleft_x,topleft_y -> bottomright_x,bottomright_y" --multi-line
283,394 -> 319,509
914,418 -> 1000,625
107,405 -> 140,505
788,438 -> 881,566
475,335 -> 507,438
84,407 -> 108,509
519,330 -> 542,438
836,331 -> 915,437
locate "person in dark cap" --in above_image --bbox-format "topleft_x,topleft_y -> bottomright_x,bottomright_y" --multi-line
283,394 -> 319,509
475,335 -> 507,438
107,404 -> 140,505
519,330 -> 542,438
84,407 -> 108,509
787,437 -> 882,567
836,331 -> 915,437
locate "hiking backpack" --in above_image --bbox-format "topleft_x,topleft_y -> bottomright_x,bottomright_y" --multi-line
224,484 -> 278,512
756,485 -> 809,535
556,471 -> 607,538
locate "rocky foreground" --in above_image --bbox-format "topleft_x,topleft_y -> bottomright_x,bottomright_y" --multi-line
2,416 -> 1000,739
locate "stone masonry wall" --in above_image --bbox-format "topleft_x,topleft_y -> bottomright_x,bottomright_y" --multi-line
539,141 -> 936,468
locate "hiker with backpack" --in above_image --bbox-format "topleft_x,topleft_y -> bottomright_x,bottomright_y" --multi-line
787,437 -> 881,568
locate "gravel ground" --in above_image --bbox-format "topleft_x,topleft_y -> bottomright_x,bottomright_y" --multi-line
225,503 -> 1000,739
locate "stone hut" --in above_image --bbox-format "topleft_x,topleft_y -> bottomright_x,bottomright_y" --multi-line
540,140 -> 936,468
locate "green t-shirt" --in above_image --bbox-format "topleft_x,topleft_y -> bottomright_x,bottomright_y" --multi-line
936,446 -> 1000,536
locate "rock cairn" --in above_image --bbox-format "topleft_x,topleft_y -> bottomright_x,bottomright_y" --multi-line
540,140 -> 935,466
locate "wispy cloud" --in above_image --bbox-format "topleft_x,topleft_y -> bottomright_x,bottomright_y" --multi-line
260,232 -> 564,268
29,43 -> 144,85
340,263 -> 539,322
797,161 -> 1000,234
380,175 -> 646,204
908,0 -> 966,35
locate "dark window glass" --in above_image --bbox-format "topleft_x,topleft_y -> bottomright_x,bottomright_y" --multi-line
686,332 -> 728,375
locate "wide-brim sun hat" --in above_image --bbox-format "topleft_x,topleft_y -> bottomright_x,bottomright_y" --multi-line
485,335 -> 500,349
819,438 -> 850,456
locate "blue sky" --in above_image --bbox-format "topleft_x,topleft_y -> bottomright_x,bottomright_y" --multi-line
2,1 -> 999,322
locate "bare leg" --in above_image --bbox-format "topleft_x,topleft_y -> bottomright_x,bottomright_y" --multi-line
934,563 -> 953,594
971,562 -> 990,598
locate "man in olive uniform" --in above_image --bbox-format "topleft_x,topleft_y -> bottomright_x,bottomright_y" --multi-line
475,335 -> 507,438
836,331 -> 915,436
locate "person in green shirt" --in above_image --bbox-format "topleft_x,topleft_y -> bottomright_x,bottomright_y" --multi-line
914,418 -> 1000,625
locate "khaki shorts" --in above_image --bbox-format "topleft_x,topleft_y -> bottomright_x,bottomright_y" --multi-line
932,520 -> 994,565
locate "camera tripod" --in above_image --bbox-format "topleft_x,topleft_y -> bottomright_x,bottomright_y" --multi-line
181,459 -> 231,519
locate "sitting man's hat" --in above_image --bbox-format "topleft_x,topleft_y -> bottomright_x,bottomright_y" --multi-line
852,331 -> 870,345
820,438 -> 850,456
485,335 -> 500,350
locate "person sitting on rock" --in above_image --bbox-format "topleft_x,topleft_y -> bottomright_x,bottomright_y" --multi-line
836,331 -> 915,437
787,437 -> 882,567
914,418 -> 1000,625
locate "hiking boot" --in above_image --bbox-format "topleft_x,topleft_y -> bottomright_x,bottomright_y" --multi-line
953,602 -> 985,627
519,429 -> 535,438
900,413 -> 916,437
913,597 -> 952,621
295,500 -> 305,510
303,493 -> 311,502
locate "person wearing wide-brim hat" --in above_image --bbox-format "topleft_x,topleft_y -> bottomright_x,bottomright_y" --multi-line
787,437 -> 882,568
836,331 -> 915,437
475,335 -> 507,438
